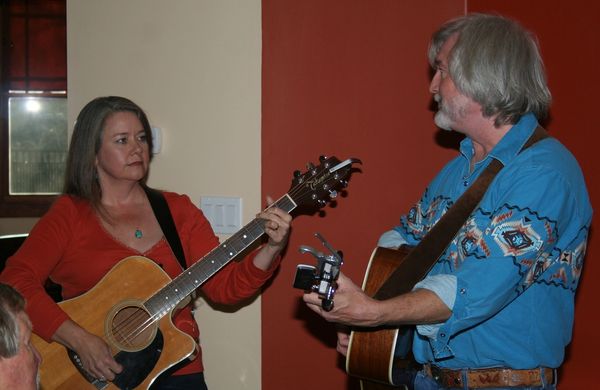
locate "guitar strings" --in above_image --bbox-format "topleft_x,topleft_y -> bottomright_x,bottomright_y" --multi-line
109,177 -> 328,347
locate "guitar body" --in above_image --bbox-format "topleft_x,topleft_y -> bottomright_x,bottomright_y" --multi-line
346,247 -> 418,390
32,256 -> 196,390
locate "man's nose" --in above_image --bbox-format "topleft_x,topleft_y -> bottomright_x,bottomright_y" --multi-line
429,71 -> 440,94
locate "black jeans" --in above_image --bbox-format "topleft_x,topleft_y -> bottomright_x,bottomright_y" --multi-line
150,372 -> 208,390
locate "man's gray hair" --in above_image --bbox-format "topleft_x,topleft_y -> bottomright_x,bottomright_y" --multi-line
428,13 -> 551,126
0,283 -> 26,358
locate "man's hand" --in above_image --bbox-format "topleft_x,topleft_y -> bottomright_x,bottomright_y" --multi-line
303,272 -> 383,327
336,331 -> 350,356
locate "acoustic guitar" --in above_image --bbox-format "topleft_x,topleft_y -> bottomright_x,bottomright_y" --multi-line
346,246 -> 421,390
32,155 -> 360,390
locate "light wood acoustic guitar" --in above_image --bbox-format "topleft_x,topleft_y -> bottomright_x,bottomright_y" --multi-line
32,156 -> 360,390
346,246 -> 421,390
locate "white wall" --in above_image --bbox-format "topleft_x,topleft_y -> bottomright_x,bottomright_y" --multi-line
68,1 -> 262,388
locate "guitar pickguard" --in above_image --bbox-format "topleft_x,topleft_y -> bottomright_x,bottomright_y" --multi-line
113,330 -> 164,389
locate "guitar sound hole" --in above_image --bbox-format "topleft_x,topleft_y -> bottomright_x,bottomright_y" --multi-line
107,302 -> 157,352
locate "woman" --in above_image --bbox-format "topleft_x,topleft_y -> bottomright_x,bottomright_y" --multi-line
0,96 -> 291,389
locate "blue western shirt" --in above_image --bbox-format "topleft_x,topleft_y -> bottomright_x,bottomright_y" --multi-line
379,113 -> 592,369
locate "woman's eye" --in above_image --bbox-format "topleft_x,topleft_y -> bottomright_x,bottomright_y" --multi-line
137,134 -> 147,143
115,137 -> 127,144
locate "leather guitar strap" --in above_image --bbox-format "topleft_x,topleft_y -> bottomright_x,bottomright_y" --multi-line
144,186 -> 198,359
375,125 -> 548,300
143,186 -> 187,271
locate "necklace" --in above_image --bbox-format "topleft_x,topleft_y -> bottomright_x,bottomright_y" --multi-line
134,228 -> 143,239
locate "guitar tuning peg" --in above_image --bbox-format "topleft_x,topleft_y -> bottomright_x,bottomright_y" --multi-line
340,180 -> 348,188
317,199 -> 327,207
294,170 -> 304,183
328,190 -> 338,199
320,155 -> 331,169
305,162 -> 318,176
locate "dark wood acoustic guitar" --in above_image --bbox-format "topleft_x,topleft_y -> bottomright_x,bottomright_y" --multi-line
32,156 -> 360,390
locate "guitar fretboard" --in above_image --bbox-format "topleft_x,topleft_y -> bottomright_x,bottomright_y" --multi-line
144,194 -> 296,318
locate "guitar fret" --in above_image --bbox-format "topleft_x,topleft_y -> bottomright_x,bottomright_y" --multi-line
246,220 -> 264,238
227,240 -> 243,250
219,242 -> 238,259
170,279 -> 188,301
273,194 -> 296,213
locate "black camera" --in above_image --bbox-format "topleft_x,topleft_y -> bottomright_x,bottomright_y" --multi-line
293,233 -> 343,311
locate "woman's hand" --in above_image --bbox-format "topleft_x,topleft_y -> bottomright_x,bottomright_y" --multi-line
252,196 -> 292,270
259,196 -> 292,250
53,320 -> 123,381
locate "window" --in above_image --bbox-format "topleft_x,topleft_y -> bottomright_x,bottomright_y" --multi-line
0,0 -> 67,217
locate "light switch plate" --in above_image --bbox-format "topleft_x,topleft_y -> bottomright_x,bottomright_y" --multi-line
199,196 -> 242,235
151,126 -> 162,154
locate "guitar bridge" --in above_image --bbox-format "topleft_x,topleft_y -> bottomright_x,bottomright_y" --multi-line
67,350 -> 109,389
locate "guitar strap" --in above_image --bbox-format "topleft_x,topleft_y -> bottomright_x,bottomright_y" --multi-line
375,125 -> 548,300
143,186 -> 187,271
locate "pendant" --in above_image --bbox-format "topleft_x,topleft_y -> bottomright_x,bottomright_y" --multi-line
134,228 -> 143,239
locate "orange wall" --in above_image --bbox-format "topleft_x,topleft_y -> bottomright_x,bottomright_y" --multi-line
261,1 -> 598,389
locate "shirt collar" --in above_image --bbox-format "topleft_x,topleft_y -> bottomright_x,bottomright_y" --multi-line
459,113 -> 539,165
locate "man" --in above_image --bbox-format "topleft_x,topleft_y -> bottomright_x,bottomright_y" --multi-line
304,13 -> 592,390
0,283 -> 41,390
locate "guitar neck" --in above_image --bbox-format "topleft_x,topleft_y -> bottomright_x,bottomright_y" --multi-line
144,194 -> 297,318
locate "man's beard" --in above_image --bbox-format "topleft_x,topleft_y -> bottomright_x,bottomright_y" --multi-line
433,94 -> 455,131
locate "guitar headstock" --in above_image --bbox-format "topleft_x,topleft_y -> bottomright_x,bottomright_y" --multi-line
288,156 -> 361,212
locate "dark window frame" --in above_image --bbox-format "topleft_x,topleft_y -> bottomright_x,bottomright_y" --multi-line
0,0 -> 66,217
